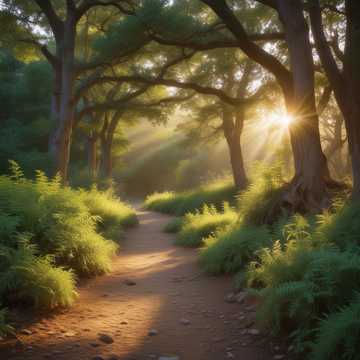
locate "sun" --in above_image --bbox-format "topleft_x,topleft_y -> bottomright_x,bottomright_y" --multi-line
269,112 -> 294,127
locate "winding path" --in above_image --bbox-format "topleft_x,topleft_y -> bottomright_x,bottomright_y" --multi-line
2,208 -> 277,360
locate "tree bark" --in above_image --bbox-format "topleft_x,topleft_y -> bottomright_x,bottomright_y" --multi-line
222,106 -> 248,190
87,134 -> 98,179
99,112 -> 122,179
309,0 -> 360,199
276,0 -> 333,212
51,15 -> 76,183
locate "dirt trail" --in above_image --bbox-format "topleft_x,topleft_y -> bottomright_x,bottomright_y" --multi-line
1,208 -> 277,360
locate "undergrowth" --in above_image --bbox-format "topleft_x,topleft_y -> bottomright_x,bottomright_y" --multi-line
144,177 -> 237,215
0,162 -> 137,335
176,203 -> 237,247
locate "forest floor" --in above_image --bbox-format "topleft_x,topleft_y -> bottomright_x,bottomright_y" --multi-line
0,207 -> 285,360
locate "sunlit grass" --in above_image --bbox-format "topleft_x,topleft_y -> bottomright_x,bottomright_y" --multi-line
175,203 -> 238,247
144,177 -> 237,215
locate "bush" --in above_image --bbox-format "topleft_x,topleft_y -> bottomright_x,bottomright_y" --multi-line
176,203 -> 237,247
0,163 -> 137,330
245,211 -> 360,359
164,217 -> 184,233
0,241 -> 77,309
81,187 -> 138,239
199,224 -> 271,275
145,177 -> 237,215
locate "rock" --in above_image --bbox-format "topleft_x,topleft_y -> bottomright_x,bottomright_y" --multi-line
123,279 -> 136,286
21,329 -> 32,335
64,331 -> 77,337
236,292 -> 247,304
148,329 -> 158,336
98,333 -> 114,344
90,342 -> 100,347
248,328 -> 260,336
158,355 -> 180,360
120,320 -> 128,325
92,357 -> 105,360
225,293 -> 236,303
274,356 -> 285,360
226,352 -> 235,359
179,318 -> 190,325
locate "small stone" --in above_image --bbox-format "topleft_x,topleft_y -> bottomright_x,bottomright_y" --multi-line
21,329 -> 32,335
148,329 -> 158,336
123,279 -> 136,286
274,356 -> 285,360
64,331 -> 77,337
90,342 -> 100,347
225,293 -> 236,303
179,318 -> 190,325
120,321 -> 128,325
98,333 -> 114,344
158,355 -> 180,360
226,352 -> 235,359
248,328 -> 260,336
236,292 -> 247,304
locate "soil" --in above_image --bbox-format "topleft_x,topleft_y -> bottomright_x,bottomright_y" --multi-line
0,208 -> 284,360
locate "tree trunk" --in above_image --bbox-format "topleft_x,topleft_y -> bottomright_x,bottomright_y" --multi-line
49,63 -> 62,157
309,0 -> 360,199
51,16 -> 76,184
100,140 -> 113,178
277,0 -> 333,212
343,0 -> 360,199
87,135 -> 98,179
222,106 -> 248,190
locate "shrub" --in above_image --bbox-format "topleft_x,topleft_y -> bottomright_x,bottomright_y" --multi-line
164,217 -> 183,233
0,240 -> 77,309
176,203 -> 237,247
0,163 -> 137,329
246,212 -> 360,359
80,187 -> 138,240
145,177 -> 237,215
316,200 -> 360,251
200,224 -> 271,275
311,294 -> 360,360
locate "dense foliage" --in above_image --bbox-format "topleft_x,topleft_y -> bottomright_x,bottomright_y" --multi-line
0,164 -> 136,330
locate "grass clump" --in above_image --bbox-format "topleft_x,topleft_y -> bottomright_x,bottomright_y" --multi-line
238,162 -> 286,226
164,217 -> 184,233
145,177 -> 237,215
200,225 -> 271,275
80,187 -> 138,240
176,203 -> 237,247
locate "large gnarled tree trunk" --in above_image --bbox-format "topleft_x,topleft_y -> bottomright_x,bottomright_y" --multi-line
276,0 -> 334,212
309,0 -> 360,199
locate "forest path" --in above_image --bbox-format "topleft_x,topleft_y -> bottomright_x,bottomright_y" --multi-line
3,208 -> 277,360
